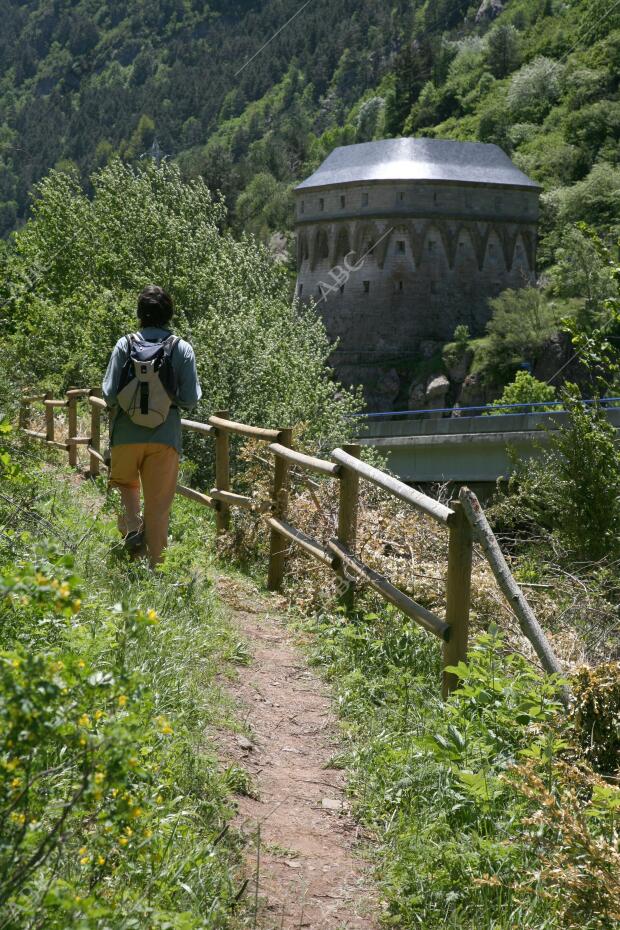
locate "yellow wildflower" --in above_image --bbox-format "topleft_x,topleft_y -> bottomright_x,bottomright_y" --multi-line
11,658 -> 21,669
72,599 -> 82,614
78,714 -> 90,727
10,777 -> 21,789
94,771 -> 105,784
97,855 -> 105,865
156,715 -> 173,735
77,660 -> 86,669
10,812 -> 26,825
117,695 -> 127,707
118,837 -> 128,847
146,608 -> 158,622
132,807 -> 143,819
79,856 -> 90,866
94,710 -> 104,720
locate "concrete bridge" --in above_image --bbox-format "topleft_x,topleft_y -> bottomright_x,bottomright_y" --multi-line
356,401 -> 620,483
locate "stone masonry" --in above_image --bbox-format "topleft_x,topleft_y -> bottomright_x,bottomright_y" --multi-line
294,137 -> 540,409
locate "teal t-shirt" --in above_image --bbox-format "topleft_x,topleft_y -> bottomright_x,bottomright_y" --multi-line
102,327 -> 202,453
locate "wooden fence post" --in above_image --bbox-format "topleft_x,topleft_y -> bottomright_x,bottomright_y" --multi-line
267,427 -> 293,592
44,392 -> 54,444
442,500 -> 473,698
67,387 -> 78,469
19,395 -> 31,432
214,410 -> 231,534
89,388 -> 102,478
337,443 -> 360,610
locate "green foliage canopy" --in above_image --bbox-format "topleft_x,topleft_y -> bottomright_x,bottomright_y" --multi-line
2,161 -> 359,448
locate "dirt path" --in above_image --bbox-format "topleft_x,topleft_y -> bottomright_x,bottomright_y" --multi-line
213,575 -> 377,930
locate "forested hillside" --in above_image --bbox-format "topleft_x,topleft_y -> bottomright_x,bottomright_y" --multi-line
1,0 -> 619,254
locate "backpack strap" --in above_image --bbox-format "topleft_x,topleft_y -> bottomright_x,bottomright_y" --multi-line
124,333 -> 139,355
162,335 -> 180,358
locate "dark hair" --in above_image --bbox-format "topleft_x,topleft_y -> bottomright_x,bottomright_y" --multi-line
137,285 -> 174,328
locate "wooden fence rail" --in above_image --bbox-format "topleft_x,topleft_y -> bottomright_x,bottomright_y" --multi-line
17,387 -> 478,698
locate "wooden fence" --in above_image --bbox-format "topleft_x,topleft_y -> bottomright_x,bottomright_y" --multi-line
19,387 -> 475,698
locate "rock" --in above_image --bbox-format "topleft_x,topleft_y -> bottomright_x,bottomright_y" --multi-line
476,0 -> 504,22
370,367 -> 400,410
408,378 -> 426,410
425,374 -> 450,402
269,231 -> 289,264
457,373 -> 487,409
425,374 -> 450,418
532,332 -> 574,384
321,798 -> 344,811
419,339 -> 442,360
445,347 -> 474,383
237,735 -> 255,752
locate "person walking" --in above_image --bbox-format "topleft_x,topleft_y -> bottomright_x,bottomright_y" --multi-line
102,285 -> 201,565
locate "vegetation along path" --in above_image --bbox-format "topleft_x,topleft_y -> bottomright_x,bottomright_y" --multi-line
213,574 -> 376,929
35,459 -> 377,928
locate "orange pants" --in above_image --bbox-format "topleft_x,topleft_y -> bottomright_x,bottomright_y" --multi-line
109,443 -> 179,565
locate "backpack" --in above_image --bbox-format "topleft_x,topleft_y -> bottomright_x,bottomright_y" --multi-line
116,333 -> 180,428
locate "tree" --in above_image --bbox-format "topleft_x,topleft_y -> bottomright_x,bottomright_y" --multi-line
4,161 -> 359,450
501,391 -> 620,562
486,23 -> 520,78
487,370 -> 556,414
384,39 -> 434,136
356,97 -> 385,142
549,225 -> 617,327
235,171 -> 293,238
485,288 -> 564,378
507,57 -> 562,122
554,164 -> 620,237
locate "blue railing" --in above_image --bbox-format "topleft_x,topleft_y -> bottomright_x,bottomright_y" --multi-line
352,397 -> 620,421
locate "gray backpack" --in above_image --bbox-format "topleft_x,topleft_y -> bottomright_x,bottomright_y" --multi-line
116,333 -> 180,428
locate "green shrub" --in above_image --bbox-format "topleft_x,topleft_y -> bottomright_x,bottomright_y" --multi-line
484,287 -> 566,380
0,463 -> 243,929
487,370 -> 556,414
3,160 -> 359,451
507,56 -> 562,122
496,390 -> 620,562
571,662 -> 620,777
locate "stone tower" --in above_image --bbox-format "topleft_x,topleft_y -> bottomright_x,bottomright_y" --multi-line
294,137 -> 540,408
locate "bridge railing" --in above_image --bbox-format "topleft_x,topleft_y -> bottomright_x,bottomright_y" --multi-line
353,396 -> 620,422
22,385 -> 525,699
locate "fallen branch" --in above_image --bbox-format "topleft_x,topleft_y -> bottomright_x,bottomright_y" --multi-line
459,487 -> 571,707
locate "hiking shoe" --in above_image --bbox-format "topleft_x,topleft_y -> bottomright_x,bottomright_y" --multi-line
124,529 -> 145,554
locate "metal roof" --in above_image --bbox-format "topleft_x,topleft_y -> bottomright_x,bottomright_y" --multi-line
296,138 -> 540,191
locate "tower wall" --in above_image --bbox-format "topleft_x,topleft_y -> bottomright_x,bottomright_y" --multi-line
294,179 -> 539,402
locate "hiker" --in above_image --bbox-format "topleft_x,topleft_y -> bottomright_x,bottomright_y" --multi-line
102,285 -> 201,565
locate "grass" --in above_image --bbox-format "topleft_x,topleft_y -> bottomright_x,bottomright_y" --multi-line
298,602 -> 618,929
2,438 -> 618,930
0,449 -> 253,929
